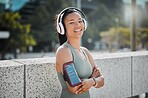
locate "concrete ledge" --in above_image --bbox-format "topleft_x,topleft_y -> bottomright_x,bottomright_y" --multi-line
0,51 -> 148,98
90,56 -> 131,98
0,60 -> 24,98
14,58 -> 61,98
132,54 -> 148,96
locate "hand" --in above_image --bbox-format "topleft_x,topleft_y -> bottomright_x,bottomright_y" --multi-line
91,66 -> 101,78
66,82 -> 83,94
80,78 -> 94,92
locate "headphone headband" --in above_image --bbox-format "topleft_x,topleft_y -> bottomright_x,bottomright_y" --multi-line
56,7 -> 87,35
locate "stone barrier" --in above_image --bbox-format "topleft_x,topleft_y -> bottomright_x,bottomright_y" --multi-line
0,51 -> 148,98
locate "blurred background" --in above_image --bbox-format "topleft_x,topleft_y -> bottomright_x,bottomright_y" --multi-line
0,0 -> 148,60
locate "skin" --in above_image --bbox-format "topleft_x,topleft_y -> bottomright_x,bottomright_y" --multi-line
56,12 -> 104,95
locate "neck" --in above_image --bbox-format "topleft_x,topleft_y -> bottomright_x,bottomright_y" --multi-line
67,38 -> 81,50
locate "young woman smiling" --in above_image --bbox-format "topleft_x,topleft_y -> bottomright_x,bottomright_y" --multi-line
55,7 -> 104,98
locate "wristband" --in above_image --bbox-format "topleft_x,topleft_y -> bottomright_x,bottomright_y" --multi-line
92,77 -> 97,87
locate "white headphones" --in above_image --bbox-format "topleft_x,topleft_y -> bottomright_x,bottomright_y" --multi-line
56,7 -> 87,35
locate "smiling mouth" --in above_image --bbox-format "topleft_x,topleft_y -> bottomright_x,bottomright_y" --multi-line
74,29 -> 82,32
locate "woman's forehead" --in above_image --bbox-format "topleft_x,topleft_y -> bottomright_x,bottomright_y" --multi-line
65,12 -> 82,20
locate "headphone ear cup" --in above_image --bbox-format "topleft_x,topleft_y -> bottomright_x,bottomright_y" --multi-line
57,22 -> 65,35
83,19 -> 87,30
57,22 -> 60,33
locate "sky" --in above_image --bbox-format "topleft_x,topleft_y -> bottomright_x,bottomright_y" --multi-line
0,0 -> 29,11
10,0 -> 29,11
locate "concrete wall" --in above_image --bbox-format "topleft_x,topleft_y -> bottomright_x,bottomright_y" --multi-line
0,51 -> 148,98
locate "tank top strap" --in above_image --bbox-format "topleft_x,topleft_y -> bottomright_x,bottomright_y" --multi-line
64,42 -> 74,51
64,42 -> 75,61
80,47 -> 89,61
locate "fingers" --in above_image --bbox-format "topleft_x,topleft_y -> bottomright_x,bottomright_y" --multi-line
94,68 -> 100,73
75,91 -> 79,94
76,86 -> 83,94
75,86 -> 88,94
74,83 -> 89,94
94,68 -> 101,77
81,85 -> 88,92
81,81 -> 89,92
74,79 -> 93,94
74,84 -> 83,94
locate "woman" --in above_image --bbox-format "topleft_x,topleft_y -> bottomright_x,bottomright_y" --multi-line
55,7 -> 104,98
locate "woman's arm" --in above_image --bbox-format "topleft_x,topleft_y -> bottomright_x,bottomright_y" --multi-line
83,47 -> 104,88
56,45 -> 73,73
56,45 -> 83,94
91,66 -> 104,88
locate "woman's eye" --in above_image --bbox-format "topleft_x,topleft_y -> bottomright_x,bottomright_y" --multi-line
69,22 -> 74,24
79,20 -> 83,23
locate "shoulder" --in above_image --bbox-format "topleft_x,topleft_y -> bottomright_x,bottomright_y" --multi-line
56,45 -> 69,56
56,44 -> 73,65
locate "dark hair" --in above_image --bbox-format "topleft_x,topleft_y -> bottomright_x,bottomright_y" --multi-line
56,9 -> 80,45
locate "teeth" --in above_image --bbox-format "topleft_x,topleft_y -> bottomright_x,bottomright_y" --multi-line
74,29 -> 81,32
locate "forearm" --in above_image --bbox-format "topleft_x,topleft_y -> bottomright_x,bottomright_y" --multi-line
93,75 -> 104,88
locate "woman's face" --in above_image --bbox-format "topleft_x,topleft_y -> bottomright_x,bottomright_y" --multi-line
64,12 -> 85,39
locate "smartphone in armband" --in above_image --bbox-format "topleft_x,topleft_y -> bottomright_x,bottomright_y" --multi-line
63,61 -> 82,87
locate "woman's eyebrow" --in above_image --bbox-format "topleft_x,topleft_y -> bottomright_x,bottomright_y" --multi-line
69,18 -> 82,21
78,18 -> 82,20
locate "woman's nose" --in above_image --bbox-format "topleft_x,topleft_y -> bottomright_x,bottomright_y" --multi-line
75,22 -> 81,27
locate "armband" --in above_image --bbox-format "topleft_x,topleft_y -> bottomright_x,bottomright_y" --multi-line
63,61 -> 82,87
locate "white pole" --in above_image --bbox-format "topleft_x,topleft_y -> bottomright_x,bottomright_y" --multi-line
76,0 -> 81,9
76,0 -> 82,45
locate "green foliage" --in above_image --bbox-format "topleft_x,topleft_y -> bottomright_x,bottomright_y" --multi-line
100,27 -> 148,50
100,28 -> 116,48
25,0 -> 66,42
20,0 -> 67,52
137,28 -> 148,48
100,27 -> 131,49
140,15 -> 148,28
0,12 -> 36,54
89,4 -> 114,32
82,2 -> 119,48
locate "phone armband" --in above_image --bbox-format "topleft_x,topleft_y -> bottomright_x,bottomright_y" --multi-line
63,61 -> 82,87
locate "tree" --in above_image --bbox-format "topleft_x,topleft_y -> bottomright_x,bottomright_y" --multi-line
100,27 -> 130,51
89,4 -> 114,32
82,0 -> 124,49
137,28 -> 148,49
100,29 -> 116,51
82,3 -> 115,49
19,0 -> 67,52
0,11 -> 36,59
